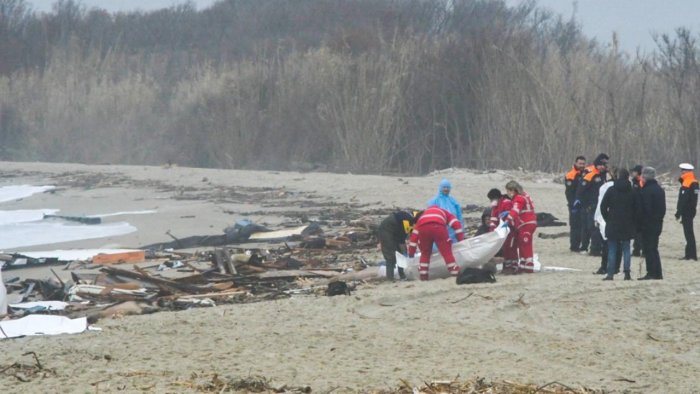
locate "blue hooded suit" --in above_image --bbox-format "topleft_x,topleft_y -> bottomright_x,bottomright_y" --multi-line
427,179 -> 464,242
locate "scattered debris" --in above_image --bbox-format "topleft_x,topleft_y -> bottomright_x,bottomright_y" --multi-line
0,352 -> 57,382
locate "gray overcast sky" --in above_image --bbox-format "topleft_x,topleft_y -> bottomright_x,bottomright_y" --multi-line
507,0 -> 700,54
29,0 -> 700,55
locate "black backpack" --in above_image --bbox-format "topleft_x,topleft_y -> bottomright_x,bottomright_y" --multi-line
456,267 -> 496,285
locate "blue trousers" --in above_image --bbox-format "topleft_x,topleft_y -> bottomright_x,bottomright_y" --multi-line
607,239 -> 631,277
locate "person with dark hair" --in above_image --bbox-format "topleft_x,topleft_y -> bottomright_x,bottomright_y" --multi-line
475,208 -> 491,236
601,168 -> 637,280
487,188 -> 514,261
487,188 -> 511,232
565,155 -> 586,251
377,210 -> 416,280
638,167 -> 666,280
574,153 -> 609,256
407,206 -> 465,280
503,181 -> 537,273
630,164 -> 645,257
676,163 -> 698,261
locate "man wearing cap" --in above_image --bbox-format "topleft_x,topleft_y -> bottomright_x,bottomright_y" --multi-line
638,167 -> 666,280
377,210 -> 415,280
676,163 -> 698,261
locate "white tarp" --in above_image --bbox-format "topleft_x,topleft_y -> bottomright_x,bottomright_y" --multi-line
16,249 -> 141,261
9,301 -> 69,311
0,315 -> 88,339
0,185 -> 55,204
397,222 -> 510,280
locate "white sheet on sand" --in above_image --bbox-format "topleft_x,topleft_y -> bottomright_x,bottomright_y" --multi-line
15,249 -> 140,261
0,185 -> 55,204
0,315 -> 88,339
9,301 -> 69,311
397,222 -> 510,280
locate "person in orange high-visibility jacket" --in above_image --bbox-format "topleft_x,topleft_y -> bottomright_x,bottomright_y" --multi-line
407,206 -> 465,280
676,163 -> 699,260
502,180 -> 538,273
565,156 -> 586,252
574,154 -> 609,256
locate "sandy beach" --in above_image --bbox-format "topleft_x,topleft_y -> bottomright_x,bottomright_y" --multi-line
1,161 -> 699,393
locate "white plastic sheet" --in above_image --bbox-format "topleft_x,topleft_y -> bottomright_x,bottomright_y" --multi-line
17,249 -> 141,261
397,222 -> 509,280
0,315 -> 88,339
9,301 -> 69,311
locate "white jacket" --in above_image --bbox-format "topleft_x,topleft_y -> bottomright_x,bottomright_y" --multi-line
594,180 -> 614,240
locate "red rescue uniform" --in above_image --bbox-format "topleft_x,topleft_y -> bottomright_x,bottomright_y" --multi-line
408,206 -> 465,280
505,192 -> 537,273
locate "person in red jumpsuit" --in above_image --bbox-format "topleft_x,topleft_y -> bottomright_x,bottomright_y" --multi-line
407,206 -> 465,280
503,181 -> 538,273
487,188 -> 517,270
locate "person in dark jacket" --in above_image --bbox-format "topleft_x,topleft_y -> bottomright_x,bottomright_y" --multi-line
601,168 -> 637,280
630,164 -> 645,257
574,153 -> 609,256
377,211 -> 415,280
638,167 -> 666,280
565,155 -> 586,251
675,163 -> 699,261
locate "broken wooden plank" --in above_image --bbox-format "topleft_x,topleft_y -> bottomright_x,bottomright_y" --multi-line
92,251 -> 146,265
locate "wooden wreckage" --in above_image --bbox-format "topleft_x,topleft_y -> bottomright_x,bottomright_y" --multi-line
0,218 -> 384,324
1,207 -> 566,325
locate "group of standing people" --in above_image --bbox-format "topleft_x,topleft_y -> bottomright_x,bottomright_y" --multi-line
565,154 -> 698,280
377,178 -> 537,281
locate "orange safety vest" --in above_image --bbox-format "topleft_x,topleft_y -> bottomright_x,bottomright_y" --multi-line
681,171 -> 698,188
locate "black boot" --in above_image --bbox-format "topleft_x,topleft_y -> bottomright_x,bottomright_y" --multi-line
624,271 -> 631,280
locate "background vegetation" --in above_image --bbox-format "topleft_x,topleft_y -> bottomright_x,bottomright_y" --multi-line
1,0 -> 699,173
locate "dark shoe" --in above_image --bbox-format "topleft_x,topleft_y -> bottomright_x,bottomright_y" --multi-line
594,267 -> 606,275
632,251 -> 641,257
603,276 -> 613,281
624,271 -> 631,281
638,275 -> 651,280
589,251 -> 602,257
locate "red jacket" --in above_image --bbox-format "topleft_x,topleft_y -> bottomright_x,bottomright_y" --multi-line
508,192 -> 537,229
489,196 -> 513,231
408,206 -> 464,256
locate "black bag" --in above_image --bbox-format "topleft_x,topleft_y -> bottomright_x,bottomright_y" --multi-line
456,267 -> 496,285
326,281 -> 351,296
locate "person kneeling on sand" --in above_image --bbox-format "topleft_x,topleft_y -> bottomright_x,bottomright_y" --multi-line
377,210 -> 415,280
407,206 -> 465,281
